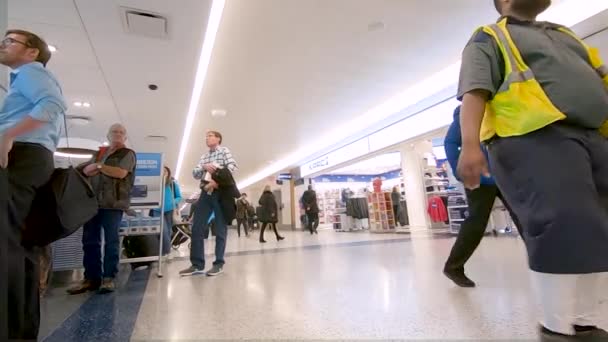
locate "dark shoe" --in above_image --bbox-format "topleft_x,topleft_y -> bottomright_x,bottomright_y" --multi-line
574,325 -> 608,339
277,236 -> 285,241
206,265 -> 224,277
259,239 -> 266,243
539,326 -> 578,341
66,279 -> 100,295
179,265 -> 206,277
98,278 -> 116,294
443,269 -> 476,288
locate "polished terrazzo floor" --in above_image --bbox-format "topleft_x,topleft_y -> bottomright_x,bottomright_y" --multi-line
41,229 -> 608,341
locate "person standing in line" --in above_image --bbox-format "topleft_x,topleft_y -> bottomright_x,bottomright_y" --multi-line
235,193 -> 250,237
443,105 -> 522,287
180,130 -> 238,277
258,186 -> 285,243
391,186 -> 401,226
302,185 -> 319,234
67,124 -> 136,295
152,166 -> 182,259
0,29 -> 66,340
458,0 -> 608,339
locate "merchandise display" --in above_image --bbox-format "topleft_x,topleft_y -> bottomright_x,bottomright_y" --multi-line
368,192 -> 396,232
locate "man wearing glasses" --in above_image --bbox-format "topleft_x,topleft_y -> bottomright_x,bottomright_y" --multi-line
0,30 -> 66,340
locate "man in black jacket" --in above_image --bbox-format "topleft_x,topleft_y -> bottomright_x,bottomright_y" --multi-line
180,130 -> 238,277
302,185 -> 320,234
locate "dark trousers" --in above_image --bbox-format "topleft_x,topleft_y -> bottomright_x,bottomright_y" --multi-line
236,218 -> 249,237
191,191 -> 227,269
444,184 -> 522,272
0,143 -> 54,340
82,209 -> 123,281
306,212 -> 319,233
489,124 -> 608,273
260,222 -> 281,241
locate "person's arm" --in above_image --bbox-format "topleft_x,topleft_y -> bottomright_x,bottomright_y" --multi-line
173,182 -> 183,204
192,154 -> 206,180
0,68 -> 67,167
100,150 -> 135,179
221,147 -> 238,173
455,31 -> 503,188
6,67 -> 66,139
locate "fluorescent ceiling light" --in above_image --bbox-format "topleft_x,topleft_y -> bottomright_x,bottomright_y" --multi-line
73,101 -> 82,107
54,151 -> 93,159
82,102 -> 91,108
48,44 -> 57,52
237,0 -> 607,190
174,0 -> 226,180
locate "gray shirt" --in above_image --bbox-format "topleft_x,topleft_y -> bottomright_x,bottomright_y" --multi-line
458,16 -> 608,129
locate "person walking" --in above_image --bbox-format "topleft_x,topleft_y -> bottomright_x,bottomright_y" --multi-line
458,0 -> 608,339
235,193 -> 250,237
443,105 -> 521,288
0,29 -> 66,340
258,186 -> 284,243
67,124 -> 136,295
301,185 -> 320,234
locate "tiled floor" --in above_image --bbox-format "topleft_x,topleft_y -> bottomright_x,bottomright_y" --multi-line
41,229 -> 608,341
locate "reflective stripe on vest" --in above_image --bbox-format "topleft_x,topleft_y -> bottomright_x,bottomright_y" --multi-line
477,18 -> 608,141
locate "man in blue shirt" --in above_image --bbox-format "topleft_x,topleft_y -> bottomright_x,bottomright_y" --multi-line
0,29 -> 66,340
443,106 -> 520,288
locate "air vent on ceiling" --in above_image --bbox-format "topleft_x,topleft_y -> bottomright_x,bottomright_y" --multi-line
145,135 -> 168,142
120,7 -> 168,39
66,115 -> 92,126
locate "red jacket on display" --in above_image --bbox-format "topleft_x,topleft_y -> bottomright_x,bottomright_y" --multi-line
427,196 -> 448,223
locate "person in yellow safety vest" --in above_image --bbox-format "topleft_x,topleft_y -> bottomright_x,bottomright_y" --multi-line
457,0 -> 608,340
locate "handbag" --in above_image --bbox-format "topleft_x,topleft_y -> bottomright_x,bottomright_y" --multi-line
22,114 -> 98,247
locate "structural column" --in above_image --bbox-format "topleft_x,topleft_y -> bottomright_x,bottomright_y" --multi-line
400,143 -> 430,230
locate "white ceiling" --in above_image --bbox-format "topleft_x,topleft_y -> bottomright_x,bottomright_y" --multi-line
8,0 -> 604,195
8,0 -> 211,173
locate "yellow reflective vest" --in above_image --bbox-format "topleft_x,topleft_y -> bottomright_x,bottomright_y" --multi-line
476,17 -> 608,141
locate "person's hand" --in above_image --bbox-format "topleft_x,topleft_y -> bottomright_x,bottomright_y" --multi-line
203,179 -> 218,192
0,135 -> 14,168
203,163 -> 217,173
83,163 -> 100,177
457,145 -> 490,190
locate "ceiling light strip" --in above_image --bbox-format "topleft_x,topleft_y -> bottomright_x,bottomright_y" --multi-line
236,0 -> 607,190
54,152 -> 93,159
175,0 -> 226,180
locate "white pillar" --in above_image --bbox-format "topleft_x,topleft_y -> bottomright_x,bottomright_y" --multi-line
0,0 -> 7,103
401,143 -> 430,230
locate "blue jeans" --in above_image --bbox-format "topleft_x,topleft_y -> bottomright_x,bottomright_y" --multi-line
82,209 -> 123,281
162,211 -> 173,255
190,191 -> 227,269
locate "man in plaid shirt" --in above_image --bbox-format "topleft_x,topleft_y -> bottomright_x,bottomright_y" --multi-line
180,130 -> 238,277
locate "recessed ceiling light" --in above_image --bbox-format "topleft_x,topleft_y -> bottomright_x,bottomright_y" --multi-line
82,102 -> 91,108
102,142 -> 110,146
73,101 -> 82,107
48,44 -> 57,52
211,109 -> 227,117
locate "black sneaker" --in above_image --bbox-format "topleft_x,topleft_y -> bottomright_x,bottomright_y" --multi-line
206,265 -> 224,276
574,325 -> 608,339
179,265 -> 206,277
443,269 -> 476,288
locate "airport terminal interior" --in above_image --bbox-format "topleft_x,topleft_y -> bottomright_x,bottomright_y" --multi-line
1,0 -> 608,341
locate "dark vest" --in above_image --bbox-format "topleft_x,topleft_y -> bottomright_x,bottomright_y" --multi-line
89,148 -> 136,210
